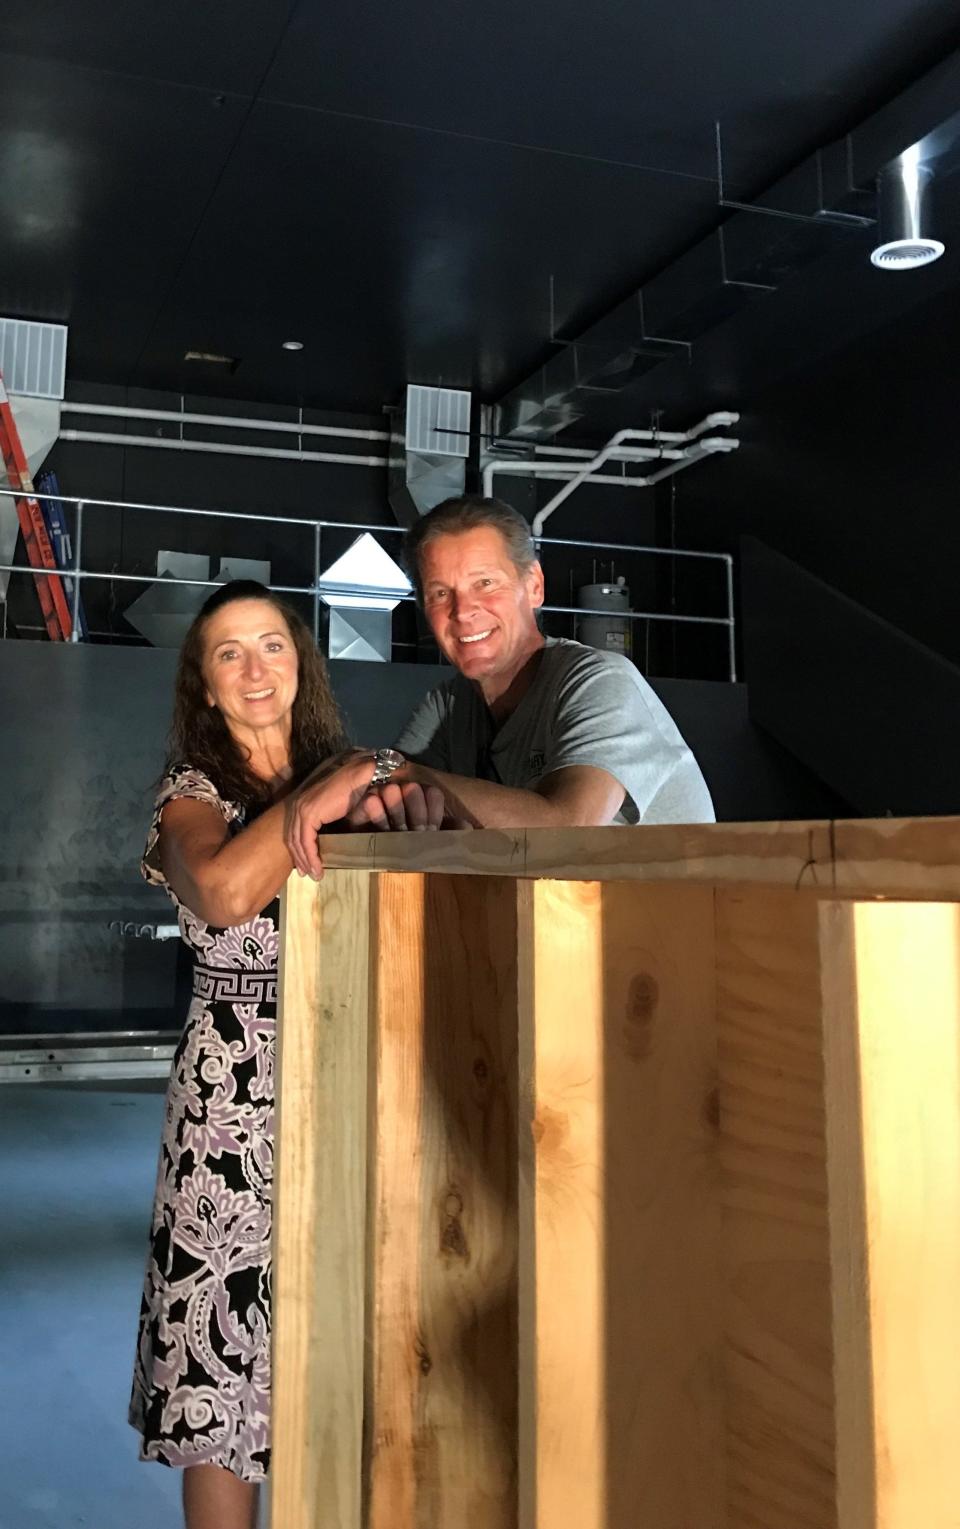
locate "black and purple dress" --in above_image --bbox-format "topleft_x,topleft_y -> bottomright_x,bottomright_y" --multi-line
130,764 -> 276,1483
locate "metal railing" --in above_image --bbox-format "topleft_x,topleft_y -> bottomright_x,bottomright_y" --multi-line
0,485 -> 736,678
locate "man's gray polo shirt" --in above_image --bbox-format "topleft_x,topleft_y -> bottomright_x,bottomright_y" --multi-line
394,637 -> 715,826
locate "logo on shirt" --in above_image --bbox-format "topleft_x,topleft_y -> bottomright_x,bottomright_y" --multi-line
528,750 -> 545,775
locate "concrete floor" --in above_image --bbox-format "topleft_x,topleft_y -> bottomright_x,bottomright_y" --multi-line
1,1086 -> 183,1529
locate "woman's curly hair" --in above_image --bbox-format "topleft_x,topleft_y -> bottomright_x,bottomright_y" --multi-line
166,580 -> 348,807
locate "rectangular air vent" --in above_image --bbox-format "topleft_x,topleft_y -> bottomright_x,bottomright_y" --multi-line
0,317 -> 68,400
405,385 -> 470,458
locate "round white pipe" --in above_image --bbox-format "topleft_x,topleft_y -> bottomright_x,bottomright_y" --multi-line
527,411 -> 738,454
639,437 -> 739,487
60,401 -> 389,442
58,429 -> 390,468
482,457 -> 672,498
532,429 -> 649,534
531,417 -> 739,536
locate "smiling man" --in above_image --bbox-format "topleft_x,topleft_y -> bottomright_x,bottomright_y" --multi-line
383,495 -> 715,829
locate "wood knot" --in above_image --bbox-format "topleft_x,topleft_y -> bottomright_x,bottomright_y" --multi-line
622,972 -> 659,1059
471,1047 -> 493,1109
440,1187 -> 468,1260
531,1105 -> 568,1154
702,1084 -> 720,1133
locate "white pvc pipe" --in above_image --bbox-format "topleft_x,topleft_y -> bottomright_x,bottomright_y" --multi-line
532,429 -> 661,535
531,416 -> 739,536
526,412 -> 738,455
58,429 -> 390,468
638,437 -> 739,487
60,401 -> 390,442
482,458 -> 664,497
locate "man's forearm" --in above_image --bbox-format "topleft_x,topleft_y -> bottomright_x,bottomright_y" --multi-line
399,764 -> 569,829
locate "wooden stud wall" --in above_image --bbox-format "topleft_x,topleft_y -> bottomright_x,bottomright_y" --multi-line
366,873 -> 520,1529
273,871 -> 370,1527
715,889 -> 835,1529
272,826 -> 960,1529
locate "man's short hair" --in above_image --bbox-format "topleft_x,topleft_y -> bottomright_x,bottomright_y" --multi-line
405,494 -> 537,601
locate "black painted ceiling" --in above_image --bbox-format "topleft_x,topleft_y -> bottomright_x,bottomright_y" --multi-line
1,0 -> 959,426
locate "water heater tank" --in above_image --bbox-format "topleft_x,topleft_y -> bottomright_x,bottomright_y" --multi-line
576,577 -> 632,657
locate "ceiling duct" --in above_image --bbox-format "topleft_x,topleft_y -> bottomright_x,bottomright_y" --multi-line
318,532 -> 411,663
124,555 -> 272,647
492,51 -> 960,442
388,384 -> 471,528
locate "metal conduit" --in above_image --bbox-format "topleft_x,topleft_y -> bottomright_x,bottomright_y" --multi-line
58,429 -> 390,468
61,401 -> 390,442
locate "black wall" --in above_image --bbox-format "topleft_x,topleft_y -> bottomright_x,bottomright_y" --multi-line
742,538 -> 960,816
662,283 -> 960,674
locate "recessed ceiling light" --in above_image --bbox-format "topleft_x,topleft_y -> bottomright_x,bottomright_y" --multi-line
282,340 -> 304,351
869,238 -> 945,271
870,145 -> 945,272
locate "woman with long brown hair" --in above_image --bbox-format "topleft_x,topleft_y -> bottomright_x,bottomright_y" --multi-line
129,580 -> 437,1529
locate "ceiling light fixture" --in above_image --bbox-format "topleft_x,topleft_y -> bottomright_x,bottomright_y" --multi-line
282,339 -> 304,351
183,349 -> 239,368
870,143 -> 945,271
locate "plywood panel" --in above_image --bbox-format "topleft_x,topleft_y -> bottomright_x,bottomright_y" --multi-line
518,879 -> 724,1529
366,872 -> 520,1529
273,870 -> 371,1529
715,887 -> 836,1529
821,901 -> 960,1529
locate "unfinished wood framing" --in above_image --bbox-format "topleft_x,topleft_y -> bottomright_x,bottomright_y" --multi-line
272,820 -> 960,1529
821,900 -> 960,1529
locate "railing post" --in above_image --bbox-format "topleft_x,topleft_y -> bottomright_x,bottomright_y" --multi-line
313,522 -> 321,647
69,499 -> 85,642
724,555 -> 736,682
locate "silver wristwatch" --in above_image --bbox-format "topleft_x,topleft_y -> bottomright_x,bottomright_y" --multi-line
370,748 -> 405,786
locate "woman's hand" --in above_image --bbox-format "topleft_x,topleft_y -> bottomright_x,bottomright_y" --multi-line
285,752 -> 378,878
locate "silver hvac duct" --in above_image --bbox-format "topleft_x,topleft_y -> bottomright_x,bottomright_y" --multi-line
388,384 -> 471,528
870,145 -> 945,270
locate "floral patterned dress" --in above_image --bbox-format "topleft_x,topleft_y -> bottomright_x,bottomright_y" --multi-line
129,764 -> 278,1483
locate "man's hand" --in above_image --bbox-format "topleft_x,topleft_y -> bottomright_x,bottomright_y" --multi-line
344,781 -> 446,832
286,760 -> 456,880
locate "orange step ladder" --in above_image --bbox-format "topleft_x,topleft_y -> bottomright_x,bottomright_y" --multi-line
0,370 -> 72,640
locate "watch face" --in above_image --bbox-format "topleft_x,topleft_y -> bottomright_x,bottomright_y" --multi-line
371,748 -> 404,784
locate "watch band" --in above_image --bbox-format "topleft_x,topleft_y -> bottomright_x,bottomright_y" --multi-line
370,748 -> 405,787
